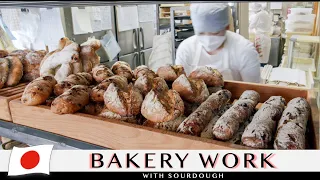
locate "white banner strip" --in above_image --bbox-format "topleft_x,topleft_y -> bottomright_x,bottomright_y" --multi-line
1,150 -> 320,172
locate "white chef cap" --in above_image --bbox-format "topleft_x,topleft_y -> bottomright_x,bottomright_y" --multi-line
190,3 -> 229,34
251,3 -> 262,12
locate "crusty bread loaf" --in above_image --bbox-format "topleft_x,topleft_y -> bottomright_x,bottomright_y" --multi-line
177,89 -> 232,136
8,50 -> 31,60
143,116 -> 186,132
82,102 -> 105,115
45,96 -> 56,106
104,83 -> 143,116
241,96 -> 286,149
156,65 -> 186,82
90,75 -> 128,102
54,72 -> 93,96
92,64 -> 114,83
212,90 -> 260,141
274,97 -> 310,150
0,58 -> 9,89
141,87 -> 184,123
133,74 -> 154,97
189,66 -> 224,87
80,38 -> 101,73
172,74 -> 209,103
133,65 -> 157,79
21,76 -> 57,106
0,50 -> 8,58
5,56 -> 23,87
21,50 -> 46,82
51,85 -> 90,114
98,108 -> 137,124
111,61 -> 133,82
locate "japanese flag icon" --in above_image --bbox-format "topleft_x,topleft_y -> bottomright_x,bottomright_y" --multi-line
8,145 -> 53,176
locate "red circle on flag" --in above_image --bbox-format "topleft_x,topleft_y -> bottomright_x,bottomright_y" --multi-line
20,150 -> 40,169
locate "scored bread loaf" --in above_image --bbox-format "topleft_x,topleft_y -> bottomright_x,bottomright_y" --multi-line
172,74 -> 209,104
21,76 -> 57,106
212,90 -> 260,141
92,64 -> 114,83
177,89 -> 232,136
189,66 -> 224,87
80,38 -> 101,73
53,72 -> 93,96
0,50 -> 8,58
21,50 -> 47,82
104,83 -> 143,116
51,85 -> 90,114
133,74 -> 155,97
90,75 -> 128,102
5,56 -> 24,87
82,102 -> 105,115
274,97 -> 311,150
143,116 -> 186,132
111,61 -> 133,82
241,96 -> 286,149
156,65 -> 186,82
0,58 -> 9,89
133,65 -> 157,79
141,79 -> 184,123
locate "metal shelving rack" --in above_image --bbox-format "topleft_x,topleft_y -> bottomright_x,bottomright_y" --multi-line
170,6 -> 193,61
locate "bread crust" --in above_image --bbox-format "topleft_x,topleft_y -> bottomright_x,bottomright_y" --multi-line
5,56 -> 23,87
133,65 -> 157,79
54,72 -> 93,96
111,61 -> 133,82
92,64 -> 114,83
0,58 -> 9,89
156,65 -> 186,82
189,66 -> 224,87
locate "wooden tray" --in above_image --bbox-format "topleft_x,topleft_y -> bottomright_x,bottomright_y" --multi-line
0,83 -> 27,122
9,81 -> 319,150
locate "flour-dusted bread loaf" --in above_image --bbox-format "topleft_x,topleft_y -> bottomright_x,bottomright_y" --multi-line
241,96 -> 286,149
21,50 -> 47,82
177,90 -> 232,136
51,85 -> 90,114
91,75 -> 128,102
172,74 -> 209,104
274,97 -> 311,150
143,116 -> 186,132
0,50 -> 8,58
92,64 -> 114,83
133,74 -> 155,97
54,72 -> 93,96
133,65 -> 157,79
104,82 -> 143,116
40,37 -> 81,83
0,58 -> 9,89
8,49 -> 31,60
189,66 -> 224,87
212,90 -> 260,141
98,107 -> 137,124
80,38 -> 101,73
82,102 -> 105,115
5,56 -> 23,87
111,61 -> 133,82
156,65 -> 186,82
21,76 -> 57,106
201,103 -> 232,139
141,85 -> 184,123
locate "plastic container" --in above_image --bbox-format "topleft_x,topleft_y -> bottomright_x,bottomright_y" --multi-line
280,56 -> 316,72
289,8 -> 313,15
285,23 -> 314,32
287,14 -> 316,23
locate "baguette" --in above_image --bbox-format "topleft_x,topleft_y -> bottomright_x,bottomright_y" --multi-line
189,66 -> 224,87
274,97 -> 310,149
143,116 -> 186,132
21,76 -> 57,106
172,74 -> 209,103
0,58 -> 9,89
5,56 -> 23,87
91,75 -> 128,102
156,65 -> 186,82
177,89 -> 232,136
212,90 -> 260,141
241,96 -> 286,148
53,72 -> 93,96
51,85 -> 90,114
92,64 -> 114,83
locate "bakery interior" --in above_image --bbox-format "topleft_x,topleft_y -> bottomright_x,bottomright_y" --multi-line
0,1 -> 319,150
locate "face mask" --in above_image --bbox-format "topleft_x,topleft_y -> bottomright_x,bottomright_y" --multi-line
197,35 -> 226,52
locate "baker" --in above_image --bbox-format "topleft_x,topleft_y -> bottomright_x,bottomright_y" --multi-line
175,3 -> 261,83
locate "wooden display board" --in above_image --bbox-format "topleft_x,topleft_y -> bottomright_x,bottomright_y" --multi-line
9,81 -> 319,150
0,83 -> 28,122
